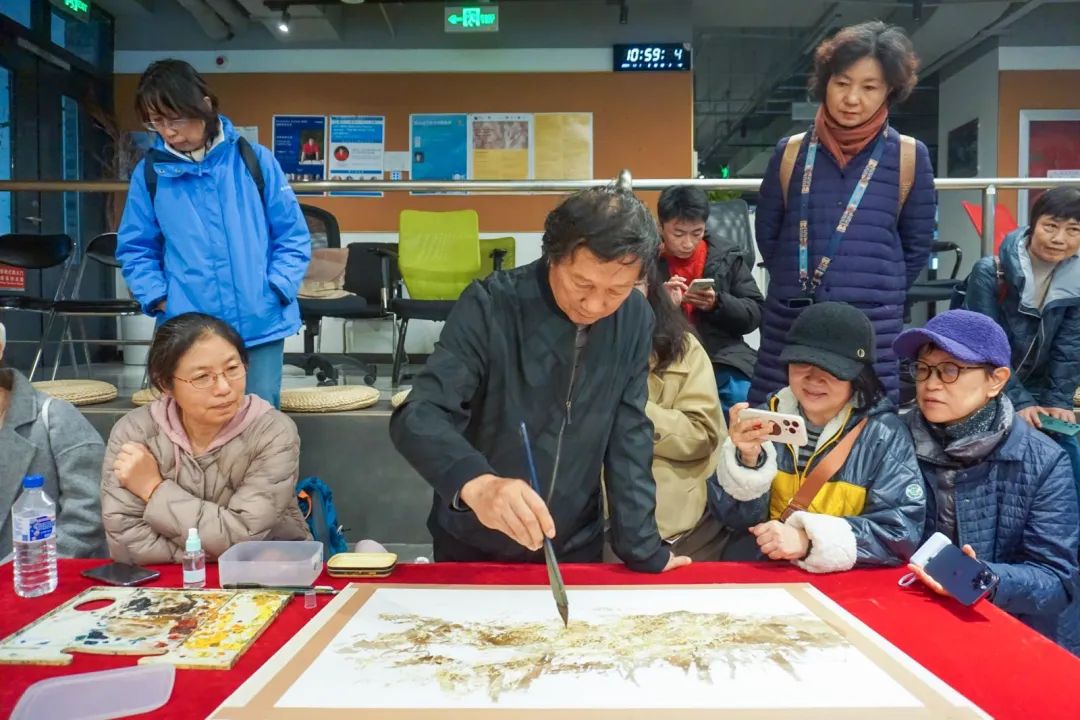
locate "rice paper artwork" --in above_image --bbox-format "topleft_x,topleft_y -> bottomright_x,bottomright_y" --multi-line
0,587 -> 288,670
210,584 -> 987,719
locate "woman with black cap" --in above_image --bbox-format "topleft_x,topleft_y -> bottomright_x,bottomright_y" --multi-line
710,302 -> 925,572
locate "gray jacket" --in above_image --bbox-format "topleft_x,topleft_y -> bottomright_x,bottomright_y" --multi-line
1,370 -> 107,559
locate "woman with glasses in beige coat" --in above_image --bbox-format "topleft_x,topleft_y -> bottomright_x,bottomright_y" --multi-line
101,313 -> 310,565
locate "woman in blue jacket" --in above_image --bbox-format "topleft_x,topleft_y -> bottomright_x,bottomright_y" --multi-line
961,186 -> 1080,490
895,311 -> 1079,655
750,21 -> 936,404
117,60 -> 310,407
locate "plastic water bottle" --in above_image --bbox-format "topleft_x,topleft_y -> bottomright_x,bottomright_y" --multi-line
12,475 -> 58,598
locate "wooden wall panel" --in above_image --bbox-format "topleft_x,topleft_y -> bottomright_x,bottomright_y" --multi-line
114,72 -> 693,232
997,70 -> 1080,216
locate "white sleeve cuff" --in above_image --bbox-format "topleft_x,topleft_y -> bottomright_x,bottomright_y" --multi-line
716,438 -> 777,502
785,511 -> 857,574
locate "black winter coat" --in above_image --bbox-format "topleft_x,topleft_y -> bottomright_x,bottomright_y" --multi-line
389,260 -> 669,572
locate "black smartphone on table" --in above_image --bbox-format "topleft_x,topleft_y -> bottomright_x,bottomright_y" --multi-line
81,562 -> 161,587
924,544 -> 999,606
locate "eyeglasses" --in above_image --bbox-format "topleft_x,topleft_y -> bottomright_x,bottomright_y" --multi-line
907,360 -> 986,384
174,365 -> 246,390
144,118 -> 194,133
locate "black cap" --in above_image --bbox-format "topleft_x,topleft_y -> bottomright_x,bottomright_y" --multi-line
779,302 -> 876,381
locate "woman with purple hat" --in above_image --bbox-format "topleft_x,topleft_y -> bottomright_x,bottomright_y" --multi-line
710,301 -> 924,572
894,309 -> 1079,654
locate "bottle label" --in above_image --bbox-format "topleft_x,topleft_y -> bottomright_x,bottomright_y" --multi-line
14,515 -> 55,542
183,568 -> 205,584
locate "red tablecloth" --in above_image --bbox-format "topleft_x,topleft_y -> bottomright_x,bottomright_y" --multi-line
1,560 -> 1078,719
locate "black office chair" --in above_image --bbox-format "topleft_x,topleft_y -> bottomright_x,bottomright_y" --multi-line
283,205 -> 400,386
706,199 -> 757,271
48,232 -> 143,379
0,233 -> 77,379
904,241 -> 964,323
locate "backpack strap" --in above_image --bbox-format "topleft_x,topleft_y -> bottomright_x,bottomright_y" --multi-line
142,137 -> 266,208
780,417 -> 868,522
779,132 -> 805,209
236,136 -> 266,200
144,157 -> 158,205
993,255 -> 1007,303
898,134 -> 916,211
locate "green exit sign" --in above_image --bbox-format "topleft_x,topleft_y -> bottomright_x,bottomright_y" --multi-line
445,4 -> 499,33
49,0 -> 91,23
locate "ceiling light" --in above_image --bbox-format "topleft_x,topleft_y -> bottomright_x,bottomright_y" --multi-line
278,7 -> 290,34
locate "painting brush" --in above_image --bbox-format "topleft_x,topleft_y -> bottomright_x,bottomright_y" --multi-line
221,584 -> 339,595
519,421 -> 569,628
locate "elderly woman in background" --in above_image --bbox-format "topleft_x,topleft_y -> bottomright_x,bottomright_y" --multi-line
0,322 -> 106,559
751,20 -> 936,404
101,313 -> 310,565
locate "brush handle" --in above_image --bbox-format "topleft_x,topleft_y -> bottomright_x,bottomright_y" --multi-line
519,421 -> 543,495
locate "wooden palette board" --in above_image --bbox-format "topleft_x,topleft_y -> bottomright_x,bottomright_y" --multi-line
0,586 -> 289,670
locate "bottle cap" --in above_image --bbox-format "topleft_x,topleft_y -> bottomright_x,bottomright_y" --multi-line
185,528 -> 202,553
22,475 -> 45,489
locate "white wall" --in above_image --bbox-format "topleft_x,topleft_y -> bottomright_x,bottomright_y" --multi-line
937,48 -> 1000,279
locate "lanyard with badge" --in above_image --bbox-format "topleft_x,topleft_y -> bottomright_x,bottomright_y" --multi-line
793,125 -> 889,307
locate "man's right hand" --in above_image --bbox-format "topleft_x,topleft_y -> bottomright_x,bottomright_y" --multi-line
458,474 -> 556,551
155,299 -> 167,314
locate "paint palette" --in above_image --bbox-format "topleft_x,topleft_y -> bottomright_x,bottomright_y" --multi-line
0,587 -> 289,670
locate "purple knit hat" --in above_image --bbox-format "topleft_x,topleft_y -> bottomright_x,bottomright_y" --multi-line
892,310 -> 1011,368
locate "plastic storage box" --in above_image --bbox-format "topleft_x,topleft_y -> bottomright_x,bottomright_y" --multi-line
217,541 -> 324,587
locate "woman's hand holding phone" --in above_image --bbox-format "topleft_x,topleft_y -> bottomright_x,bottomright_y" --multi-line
728,403 -> 773,466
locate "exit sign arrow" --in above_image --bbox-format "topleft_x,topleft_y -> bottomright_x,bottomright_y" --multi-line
445,5 -> 499,32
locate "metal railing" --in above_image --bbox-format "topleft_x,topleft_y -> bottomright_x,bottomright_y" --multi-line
3,176 -> 1079,257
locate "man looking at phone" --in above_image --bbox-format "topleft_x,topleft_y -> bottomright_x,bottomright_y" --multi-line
657,186 -> 764,415
894,310 -> 1079,654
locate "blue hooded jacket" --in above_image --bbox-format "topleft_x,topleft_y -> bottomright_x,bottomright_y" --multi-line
963,228 -> 1080,411
117,115 -> 310,347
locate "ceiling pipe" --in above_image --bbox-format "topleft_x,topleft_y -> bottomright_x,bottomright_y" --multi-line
204,0 -> 251,30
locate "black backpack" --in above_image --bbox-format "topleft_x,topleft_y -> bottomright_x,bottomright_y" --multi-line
144,136 -> 266,206
950,255 -> 1006,310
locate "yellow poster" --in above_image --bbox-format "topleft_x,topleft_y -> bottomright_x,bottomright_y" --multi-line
535,113 -> 593,180
469,114 -> 532,180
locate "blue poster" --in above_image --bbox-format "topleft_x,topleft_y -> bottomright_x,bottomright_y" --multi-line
328,115 -> 384,197
273,115 -> 326,195
410,114 -> 467,181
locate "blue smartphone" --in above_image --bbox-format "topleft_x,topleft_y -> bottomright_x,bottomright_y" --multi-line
924,544 -> 998,606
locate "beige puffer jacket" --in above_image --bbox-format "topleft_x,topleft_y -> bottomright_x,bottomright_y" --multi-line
647,333 -> 727,539
101,396 -> 311,564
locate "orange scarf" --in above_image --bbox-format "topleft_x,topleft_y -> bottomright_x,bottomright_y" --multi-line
815,104 -> 888,169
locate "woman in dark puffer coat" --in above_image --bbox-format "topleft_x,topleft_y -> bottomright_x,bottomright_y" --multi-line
751,21 -> 936,404
895,311 -> 1079,655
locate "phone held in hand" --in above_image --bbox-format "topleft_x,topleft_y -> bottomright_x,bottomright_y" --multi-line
739,408 -> 809,447
1037,413 -> 1080,437
924,544 -> 999,606
687,277 -> 716,293
81,562 -> 161,587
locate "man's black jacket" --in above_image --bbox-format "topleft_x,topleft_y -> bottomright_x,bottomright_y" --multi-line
389,260 -> 668,572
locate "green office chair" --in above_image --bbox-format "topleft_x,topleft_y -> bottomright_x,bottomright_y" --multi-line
479,236 -> 516,275
391,209 -> 482,385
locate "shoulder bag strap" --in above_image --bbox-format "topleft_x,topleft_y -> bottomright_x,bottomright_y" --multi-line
898,134 -> 916,210
779,132 -> 805,209
780,417 -> 869,522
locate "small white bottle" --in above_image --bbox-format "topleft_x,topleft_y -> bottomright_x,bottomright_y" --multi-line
182,528 -> 206,589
